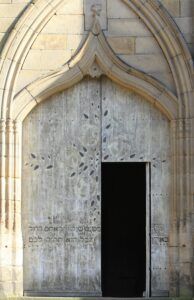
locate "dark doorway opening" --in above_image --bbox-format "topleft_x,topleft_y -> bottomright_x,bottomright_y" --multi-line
101,162 -> 146,297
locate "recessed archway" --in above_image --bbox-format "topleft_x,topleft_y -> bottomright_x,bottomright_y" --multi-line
0,0 -> 193,297
22,75 -> 171,297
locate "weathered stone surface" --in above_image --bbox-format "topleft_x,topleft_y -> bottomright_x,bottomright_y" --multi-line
107,0 -> 137,18
174,16 -> 192,34
41,15 -> 84,34
84,0 -> 107,30
119,54 -> 171,73
180,0 -> 192,17
32,34 -> 67,50
135,37 -> 162,54
160,0 -> 180,17
107,19 -> 152,37
107,36 -> 135,54
22,50 -> 72,70
56,0 -> 83,15
0,0 -> 193,297
0,3 -> 27,17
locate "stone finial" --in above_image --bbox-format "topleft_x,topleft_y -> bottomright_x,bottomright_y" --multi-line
91,4 -> 102,18
84,0 -> 107,30
90,3 -> 102,35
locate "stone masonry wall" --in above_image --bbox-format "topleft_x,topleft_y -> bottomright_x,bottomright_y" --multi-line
0,0 -> 194,297
0,0 -> 193,95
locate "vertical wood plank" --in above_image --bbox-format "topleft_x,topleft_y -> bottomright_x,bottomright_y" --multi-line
22,77 -> 101,296
101,77 -> 171,296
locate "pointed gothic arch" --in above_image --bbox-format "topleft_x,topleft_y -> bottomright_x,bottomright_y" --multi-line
0,0 -> 192,119
12,20 -> 178,121
0,0 -> 193,297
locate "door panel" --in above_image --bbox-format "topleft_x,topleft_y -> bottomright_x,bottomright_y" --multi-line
101,78 -> 171,295
22,78 -> 101,296
22,77 -> 171,296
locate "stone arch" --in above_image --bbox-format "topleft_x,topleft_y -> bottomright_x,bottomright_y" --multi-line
122,0 -> 193,118
3,19 -> 181,298
0,0 -> 193,297
0,0 -> 192,119
12,21 -> 178,122
0,0 -> 64,119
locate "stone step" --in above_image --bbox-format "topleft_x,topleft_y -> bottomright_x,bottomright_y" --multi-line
0,296 -> 191,300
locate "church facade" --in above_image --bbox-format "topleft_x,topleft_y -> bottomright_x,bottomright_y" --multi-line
0,0 -> 194,298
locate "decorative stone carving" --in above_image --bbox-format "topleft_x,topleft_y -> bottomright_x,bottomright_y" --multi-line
12,18 -> 178,121
87,60 -> 104,78
84,0 -> 107,30
91,3 -> 102,17
0,0 -> 193,297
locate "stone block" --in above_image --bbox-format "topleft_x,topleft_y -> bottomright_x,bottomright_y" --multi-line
32,34 -> 67,50
182,33 -> 192,43
12,266 -> 23,282
107,19 -> 151,37
0,281 -> 22,296
107,0 -> 137,18
175,17 -> 192,34
0,266 -> 12,281
0,233 -> 12,248
0,18 -> 16,33
16,70 -> 48,93
150,71 -> 175,93
57,0 -> 83,15
0,247 -> 12,266
107,36 -> 135,54
0,282 -> 14,295
42,15 -> 84,34
67,34 -> 86,51
161,0 -> 180,17
135,37 -> 162,54
84,0 -> 107,30
0,3 -> 27,18
119,54 -> 170,73
180,0 -> 192,17
22,50 -> 72,70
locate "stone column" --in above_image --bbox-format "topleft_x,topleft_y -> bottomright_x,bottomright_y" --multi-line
173,118 -> 193,297
0,119 -> 23,296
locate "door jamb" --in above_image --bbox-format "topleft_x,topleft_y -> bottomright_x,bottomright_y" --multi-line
146,162 -> 151,297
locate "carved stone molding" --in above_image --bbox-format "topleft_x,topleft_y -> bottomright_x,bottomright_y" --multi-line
0,0 -> 192,121
0,0 -> 193,297
12,19 -> 178,122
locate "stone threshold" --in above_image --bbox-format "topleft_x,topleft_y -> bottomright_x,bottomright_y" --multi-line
0,297 -> 194,300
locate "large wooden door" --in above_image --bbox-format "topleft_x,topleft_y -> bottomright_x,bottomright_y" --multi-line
22,77 -> 171,296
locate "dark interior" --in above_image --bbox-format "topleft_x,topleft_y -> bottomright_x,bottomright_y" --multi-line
101,162 -> 146,297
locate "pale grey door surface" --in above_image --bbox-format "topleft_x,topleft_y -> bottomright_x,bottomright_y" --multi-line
22,77 -> 171,296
